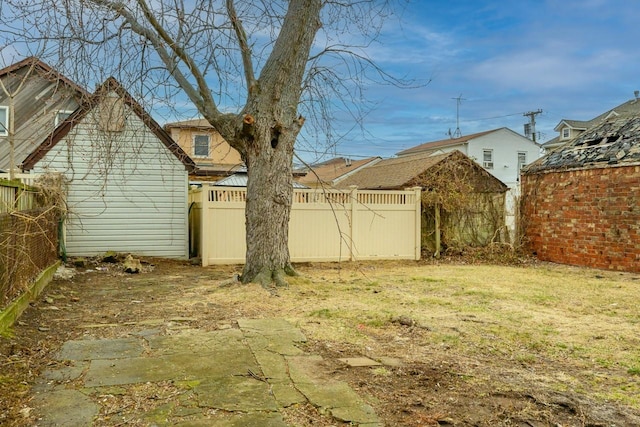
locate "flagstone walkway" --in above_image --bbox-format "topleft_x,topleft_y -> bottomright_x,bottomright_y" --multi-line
32,318 -> 382,426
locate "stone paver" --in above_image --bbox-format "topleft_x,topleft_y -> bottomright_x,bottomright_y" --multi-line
34,318 -> 381,426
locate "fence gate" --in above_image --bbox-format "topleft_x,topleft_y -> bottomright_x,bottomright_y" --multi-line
190,186 -> 422,266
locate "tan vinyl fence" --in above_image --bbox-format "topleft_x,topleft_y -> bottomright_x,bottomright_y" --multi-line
190,186 -> 422,266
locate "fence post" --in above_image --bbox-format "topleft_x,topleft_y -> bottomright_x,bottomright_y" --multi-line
349,186 -> 358,261
200,186 -> 210,267
411,187 -> 422,260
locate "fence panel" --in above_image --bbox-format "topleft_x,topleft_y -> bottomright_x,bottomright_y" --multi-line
195,186 -> 421,266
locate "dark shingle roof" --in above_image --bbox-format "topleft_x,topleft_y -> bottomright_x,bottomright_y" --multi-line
396,129 -> 499,156
338,150 -> 507,193
525,114 -> 640,173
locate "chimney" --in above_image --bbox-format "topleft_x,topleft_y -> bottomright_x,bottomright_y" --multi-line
345,158 -> 352,167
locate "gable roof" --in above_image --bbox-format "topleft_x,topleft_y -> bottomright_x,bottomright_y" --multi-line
548,97 -> 640,142
164,118 -> 214,131
0,57 -> 89,97
524,114 -> 640,174
396,129 -> 500,156
297,156 -> 381,186
0,58 -> 90,170
22,77 -> 196,172
338,150 -> 507,192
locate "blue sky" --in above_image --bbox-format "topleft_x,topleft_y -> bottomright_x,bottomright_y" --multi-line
2,0 -> 639,163
326,0 -> 640,161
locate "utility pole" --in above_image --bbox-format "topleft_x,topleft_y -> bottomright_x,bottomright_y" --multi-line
450,94 -> 466,138
523,109 -> 543,143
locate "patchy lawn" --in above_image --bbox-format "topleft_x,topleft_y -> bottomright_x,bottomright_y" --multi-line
1,257 -> 640,426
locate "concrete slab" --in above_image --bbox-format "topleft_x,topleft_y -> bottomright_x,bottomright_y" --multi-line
194,376 -> 278,411
84,356 -> 177,387
56,337 -> 143,361
338,357 -> 382,367
252,350 -> 289,381
42,361 -> 88,382
173,412 -> 287,427
33,389 -> 99,426
146,328 -> 246,355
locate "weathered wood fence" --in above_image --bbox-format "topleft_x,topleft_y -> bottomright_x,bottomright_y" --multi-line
190,186 -> 422,266
1,177 -> 60,309
0,174 -> 41,213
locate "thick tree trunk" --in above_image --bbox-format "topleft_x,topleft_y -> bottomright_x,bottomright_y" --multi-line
241,125 -> 296,287
234,0 -> 322,287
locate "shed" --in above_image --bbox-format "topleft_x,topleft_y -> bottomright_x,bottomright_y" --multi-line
339,150 -> 508,253
22,77 -> 196,258
521,114 -> 640,272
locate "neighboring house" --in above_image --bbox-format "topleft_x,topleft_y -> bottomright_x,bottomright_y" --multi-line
396,127 -> 540,189
544,92 -> 640,151
521,114 -> 640,272
296,156 -> 381,188
338,150 -> 508,252
164,118 -> 243,181
22,76 -> 196,258
0,57 -> 88,172
396,127 -> 540,240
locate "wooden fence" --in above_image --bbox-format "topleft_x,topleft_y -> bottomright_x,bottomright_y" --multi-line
190,186 -> 422,266
0,174 -> 42,213
1,178 -> 60,307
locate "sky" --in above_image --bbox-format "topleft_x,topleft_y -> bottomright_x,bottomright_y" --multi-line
325,0 -> 640,161
2,0 -> 639,163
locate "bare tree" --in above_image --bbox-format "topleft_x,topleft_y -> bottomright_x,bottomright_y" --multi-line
1,0 -> 409,286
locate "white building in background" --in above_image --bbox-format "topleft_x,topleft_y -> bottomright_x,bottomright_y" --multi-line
396,127 -> 542,240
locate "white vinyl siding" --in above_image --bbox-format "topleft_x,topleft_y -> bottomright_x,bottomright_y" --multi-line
33,94 -> 188,258
0,106 -> 8,136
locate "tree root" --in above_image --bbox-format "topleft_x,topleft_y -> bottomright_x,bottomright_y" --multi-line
242,264 -> 298,292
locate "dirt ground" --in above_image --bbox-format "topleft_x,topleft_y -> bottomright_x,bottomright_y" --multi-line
1,255 -> 640,426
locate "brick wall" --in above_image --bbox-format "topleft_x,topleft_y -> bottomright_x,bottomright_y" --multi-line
521,165 -> 640,272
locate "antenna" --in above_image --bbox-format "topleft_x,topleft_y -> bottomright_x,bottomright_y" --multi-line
523,109 -> 543,143
451,94 -> 465,138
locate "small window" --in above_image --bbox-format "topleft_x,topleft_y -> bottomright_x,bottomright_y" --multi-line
517,151 -> 527,172
482,149 -> 493,169
561,127 -> 570,139
55,110 -> 74,127
193,134 -> 210,157
0,106 -> 8,136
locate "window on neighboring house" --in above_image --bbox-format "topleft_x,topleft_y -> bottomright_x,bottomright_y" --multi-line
482,149 -> 493,169
0,106 -> 8,136
194,134 -> 210,157
55,110 -> 74,127
561,127 -> 570,139
517,151 -> 527,174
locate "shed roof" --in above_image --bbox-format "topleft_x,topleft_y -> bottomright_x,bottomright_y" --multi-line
338,150 -> 507,192
214,172 -> 308,188
22,77 -> 196,172
524,114 -> 640,174
297,156 -> 381,186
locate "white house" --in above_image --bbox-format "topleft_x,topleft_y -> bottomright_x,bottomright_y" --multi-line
21,76 -> 196,258
396,127 -> 541,189
396,127 -> 541,239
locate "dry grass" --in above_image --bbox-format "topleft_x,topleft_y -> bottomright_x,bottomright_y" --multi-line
207,261 -> 640,408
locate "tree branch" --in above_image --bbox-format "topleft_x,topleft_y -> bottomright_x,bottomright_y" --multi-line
226,0 -> 257,95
